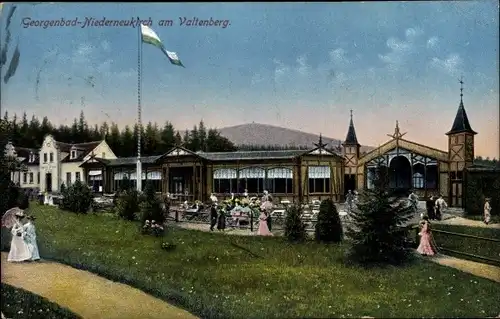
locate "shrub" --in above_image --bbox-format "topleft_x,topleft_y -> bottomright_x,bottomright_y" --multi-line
139,182 -> 164,225
1,283 -> 82,319
119,176 -> 133,192
346,166 -> 414,266
315,198 -> 343,243
284,204 -> 307,242
17,190 -> 30,210
161,242 -> 177,251
115,189 -> 140,221
3,182 -> 20,211
464,170 -> 500,216
60,180 -> 93,214
141,220 -> 165,237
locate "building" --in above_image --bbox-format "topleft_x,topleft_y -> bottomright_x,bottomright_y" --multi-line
5,143 -> 40,188
80,137 -> 345,203
9,87 -> 478,207
6,135 -> 117,193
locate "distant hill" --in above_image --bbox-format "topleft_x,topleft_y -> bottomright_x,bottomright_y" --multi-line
217,123 -> 374,154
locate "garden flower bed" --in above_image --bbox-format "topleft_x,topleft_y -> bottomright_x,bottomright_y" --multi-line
0,283 -> 81,319
3,204 -> 499,319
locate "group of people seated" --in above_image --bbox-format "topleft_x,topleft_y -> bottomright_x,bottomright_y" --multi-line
208,189 -> 274,236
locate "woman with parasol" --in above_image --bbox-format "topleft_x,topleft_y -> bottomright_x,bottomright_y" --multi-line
23,215 -> 40,261
2,208 -> 31,262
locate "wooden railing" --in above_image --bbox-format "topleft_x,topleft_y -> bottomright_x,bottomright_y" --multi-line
412,225 -> 500,265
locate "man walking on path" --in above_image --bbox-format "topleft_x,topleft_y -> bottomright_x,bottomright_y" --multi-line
484,198 -> 492,225
435,195 -> 447,221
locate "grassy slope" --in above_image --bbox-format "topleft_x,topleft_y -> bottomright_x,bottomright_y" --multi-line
4,204 -> 499,319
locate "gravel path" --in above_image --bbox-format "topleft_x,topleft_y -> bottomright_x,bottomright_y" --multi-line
436,217 -> 500,229
1,253 -> 197,319
428,253 -> 500,283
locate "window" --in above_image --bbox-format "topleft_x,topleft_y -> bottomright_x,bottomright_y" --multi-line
412,173 -> 424,189
367,167 -> 376,189
88,170 -> 103,192
75,172 -> 81,181
412,163 -> 425,189
308,166 -> 331,193
29,153 -> 34,163
23,173 -> 27,184
146,171 -> 162,192
102,152 -> 106,159
66,172 -> 72,186
49,152 -> 54,162
29,172 -> 34,184
238,167 -> 265,194
43,153 -> 47,163
450,172 -> 456,180
114,171 -> 129,191
213,169 -> 237,194
37,172 -> 40,184
71,150 -> 77,159
266,167 -> 293,194
457,171 -> 463,180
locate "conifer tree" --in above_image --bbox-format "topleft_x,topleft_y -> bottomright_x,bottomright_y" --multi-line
346,165 -> 414,265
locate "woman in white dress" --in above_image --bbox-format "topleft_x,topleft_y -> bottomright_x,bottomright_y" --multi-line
23,215 -> 40,261
7,211 -> 31,262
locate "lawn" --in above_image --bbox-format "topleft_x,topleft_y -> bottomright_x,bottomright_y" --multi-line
1,283 -> 82,319
432,223 -> 500,267
3,204 -> 500,318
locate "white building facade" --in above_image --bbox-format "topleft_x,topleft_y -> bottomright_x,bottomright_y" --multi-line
7,135 -> 117,193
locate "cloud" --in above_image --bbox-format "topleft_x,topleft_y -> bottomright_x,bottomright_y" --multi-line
101,40 -> 111,53
429,53 -> 463,76
378,27 -> 424,71
273,58 -> 290,82
58,42 -> 134,81
329,48 -> 351,67
426,36 -> 439,49
296,55 -> 310,76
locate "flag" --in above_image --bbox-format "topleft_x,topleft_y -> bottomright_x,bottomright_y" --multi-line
140,24 -> 184,67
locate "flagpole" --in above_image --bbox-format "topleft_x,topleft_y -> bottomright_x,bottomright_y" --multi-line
136,23 -> 143,192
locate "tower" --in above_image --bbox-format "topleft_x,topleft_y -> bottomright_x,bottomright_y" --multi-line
342,110 -> 360,193
445,77 -> 477,207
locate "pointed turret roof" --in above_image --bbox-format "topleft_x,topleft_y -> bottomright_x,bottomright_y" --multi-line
446,78 -> 477,135
343,110 -> 359,145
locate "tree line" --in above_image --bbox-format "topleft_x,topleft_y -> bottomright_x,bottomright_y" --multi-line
2,111 -> 237,157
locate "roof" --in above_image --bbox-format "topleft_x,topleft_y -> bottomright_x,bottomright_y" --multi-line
343,114 -> 359,145
82,147 -> 342,167
196,149 -> 306,161
446,99 -> 477,135
14,146 -> 39,165
103,155 -> 163,167
61,141 -> 102,162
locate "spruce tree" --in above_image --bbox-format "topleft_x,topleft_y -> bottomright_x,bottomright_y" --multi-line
140,181 -> 164,225
315,198 -> 343,243
346,165 -> 414,266
284,205 -> 307,242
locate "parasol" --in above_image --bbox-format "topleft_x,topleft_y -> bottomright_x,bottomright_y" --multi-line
260,201 -> 273,211
2,207 -> 24,228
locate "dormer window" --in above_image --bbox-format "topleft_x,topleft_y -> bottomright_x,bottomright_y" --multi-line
29,153 -> 35,163
71,150 -> 77,159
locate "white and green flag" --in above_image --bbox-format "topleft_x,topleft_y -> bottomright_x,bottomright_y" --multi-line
140,23 -> 184,67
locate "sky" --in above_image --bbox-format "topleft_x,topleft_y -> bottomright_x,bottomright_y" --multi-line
1,2 -> 499,158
